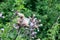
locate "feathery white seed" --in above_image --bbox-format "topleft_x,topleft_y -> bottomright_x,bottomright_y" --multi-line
37,38 -> 40,40
1,28 -> 4,31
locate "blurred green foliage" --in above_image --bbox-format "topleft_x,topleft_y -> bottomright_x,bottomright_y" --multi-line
0,0 -> 60,40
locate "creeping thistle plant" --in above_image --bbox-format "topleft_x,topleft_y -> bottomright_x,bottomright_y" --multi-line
13,11 -> 43,40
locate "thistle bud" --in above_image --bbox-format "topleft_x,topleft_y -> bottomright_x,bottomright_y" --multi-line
13,24 -> 19,29
31,32 -> 37,35
33,14 -> 35,17
39,20 -> 41,22
39,24 -> 43,26
25,27 -> 29,30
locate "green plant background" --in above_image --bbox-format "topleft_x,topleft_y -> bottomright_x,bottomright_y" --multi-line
0,0 -> 60,40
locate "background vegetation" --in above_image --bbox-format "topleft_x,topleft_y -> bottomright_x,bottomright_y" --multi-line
0,0 -> 60,40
